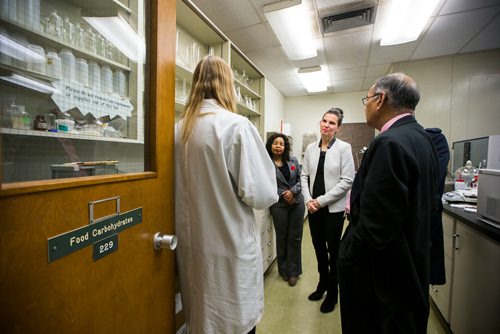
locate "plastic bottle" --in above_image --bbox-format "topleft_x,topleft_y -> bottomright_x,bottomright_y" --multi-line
59,48 -> 76,82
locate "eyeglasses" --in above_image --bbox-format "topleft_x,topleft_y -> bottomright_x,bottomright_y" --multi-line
361,93 -> 381,105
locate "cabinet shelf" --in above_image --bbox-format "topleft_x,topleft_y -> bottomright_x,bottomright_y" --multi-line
67,0 -> 132,16
0,63 -> 59,83
0,18 -> 131,72
0,127 -> 142,143
237,103 -> 260,117
235,78 -> 261,99
175,63 -> 193,81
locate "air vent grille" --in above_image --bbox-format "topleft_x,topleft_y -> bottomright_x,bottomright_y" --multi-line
321,7 -> 376,34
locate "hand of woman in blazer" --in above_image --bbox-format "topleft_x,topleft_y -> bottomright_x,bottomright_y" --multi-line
282,190 -> 295,205
306,199 -> 321,214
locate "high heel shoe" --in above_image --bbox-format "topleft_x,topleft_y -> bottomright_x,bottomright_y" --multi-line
320,294 -> 337,313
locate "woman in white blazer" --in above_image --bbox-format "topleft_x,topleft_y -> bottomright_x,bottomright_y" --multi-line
175,55 -> 278,334
300,108 -> 355,313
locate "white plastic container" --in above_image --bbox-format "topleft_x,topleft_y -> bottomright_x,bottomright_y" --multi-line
55,119 -> 74,132
0,26 -> 12,66
88,61 -> 101,91
27,44 -> 45,74
18,0 -> 40,31
75,58 -> 89,86
101,64 -> 113,93
45,50 -> 61,79
59,48 -> 75,82
113,69 -> 126,97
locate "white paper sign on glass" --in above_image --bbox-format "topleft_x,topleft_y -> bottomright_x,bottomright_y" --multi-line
51,80 -> 133,120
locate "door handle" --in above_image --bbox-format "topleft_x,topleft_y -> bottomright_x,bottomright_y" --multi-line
153,233 -> 177,251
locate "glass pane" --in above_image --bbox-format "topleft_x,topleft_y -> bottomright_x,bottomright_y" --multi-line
0,0 -> 148,183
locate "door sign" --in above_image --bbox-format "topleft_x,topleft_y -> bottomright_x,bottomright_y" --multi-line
47,196 -> 142,263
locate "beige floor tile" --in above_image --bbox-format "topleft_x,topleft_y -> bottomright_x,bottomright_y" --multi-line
258,219 -> 449,334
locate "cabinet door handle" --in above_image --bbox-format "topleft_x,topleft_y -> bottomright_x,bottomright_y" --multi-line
430,285 -> 438,293
453,233 -> 460,250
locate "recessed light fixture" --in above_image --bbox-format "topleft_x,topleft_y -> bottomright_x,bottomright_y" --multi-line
381,0 -> 441,46
297,66 -> 327,93
264,0 -> 317,60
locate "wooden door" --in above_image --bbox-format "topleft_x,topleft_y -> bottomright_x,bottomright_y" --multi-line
0,0 -> 177,332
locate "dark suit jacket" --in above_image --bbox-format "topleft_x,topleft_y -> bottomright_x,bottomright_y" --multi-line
425,128 -> 450,285
338,116 -> 439,334
271,156 -> 303,207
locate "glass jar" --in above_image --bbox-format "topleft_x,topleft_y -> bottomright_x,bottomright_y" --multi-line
454,160 -> 478,188
48,10 -> 63,40
34,115 -> 47,131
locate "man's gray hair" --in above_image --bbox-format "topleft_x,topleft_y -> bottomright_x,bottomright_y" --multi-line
373,73 -> 420,111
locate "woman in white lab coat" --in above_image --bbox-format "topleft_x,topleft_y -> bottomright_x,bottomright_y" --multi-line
175,55 -> 278,334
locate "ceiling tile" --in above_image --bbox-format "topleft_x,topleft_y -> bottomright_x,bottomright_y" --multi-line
246,48 -> 294,77
332,79 -> 364,93
440,0 -> 500,14
330,67 -> 366,80
323,29 -> 372,69
462,8 -> 500,52
412,8 -> 499,59
227,23 -> 279,53
365,63 -> 391,77
191,0 -> 262,32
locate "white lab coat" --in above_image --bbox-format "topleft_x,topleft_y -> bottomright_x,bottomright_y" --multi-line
174,99 -> 278,334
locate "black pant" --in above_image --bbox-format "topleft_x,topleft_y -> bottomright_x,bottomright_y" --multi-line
248,326 -> 256,334
308,209 -> 344,298
270,202 -> 305,278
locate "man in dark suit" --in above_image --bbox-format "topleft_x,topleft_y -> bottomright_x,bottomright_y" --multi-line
338,73 -> 439,334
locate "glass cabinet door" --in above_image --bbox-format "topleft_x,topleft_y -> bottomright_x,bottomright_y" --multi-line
0,0 -> 148,183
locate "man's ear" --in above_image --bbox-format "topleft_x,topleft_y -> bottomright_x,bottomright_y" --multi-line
376,92 -> 386,109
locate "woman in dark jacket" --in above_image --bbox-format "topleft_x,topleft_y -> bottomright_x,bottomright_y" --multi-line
266,133 -> 305,287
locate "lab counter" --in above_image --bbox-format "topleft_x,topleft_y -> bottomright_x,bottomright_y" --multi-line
443,202 -> 500,243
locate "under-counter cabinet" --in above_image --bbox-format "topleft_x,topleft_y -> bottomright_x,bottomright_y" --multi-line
449,220 -> 500,334
429,213 -> 455,323
254,208 -> 277,273
431,212 -> 500,334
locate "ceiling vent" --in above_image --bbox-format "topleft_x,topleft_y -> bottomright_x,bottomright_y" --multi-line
320,6 -> 376,35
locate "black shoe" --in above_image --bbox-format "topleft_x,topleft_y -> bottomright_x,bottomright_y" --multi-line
308,283 -> 327,301
320,295 -> 337,313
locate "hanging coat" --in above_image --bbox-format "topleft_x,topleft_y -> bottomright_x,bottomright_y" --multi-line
174,99 -> 279,334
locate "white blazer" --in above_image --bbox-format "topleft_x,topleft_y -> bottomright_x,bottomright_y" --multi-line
300,138 -> 355,213
175,99 -> 278,334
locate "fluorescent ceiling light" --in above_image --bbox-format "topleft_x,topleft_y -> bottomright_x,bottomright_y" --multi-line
297,66 -> 327,93
0,34 -> 45,62
83,15 -> 145,63
0,74 -> 57,94
381,0 -> 440,46
264,0 -> 317,60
